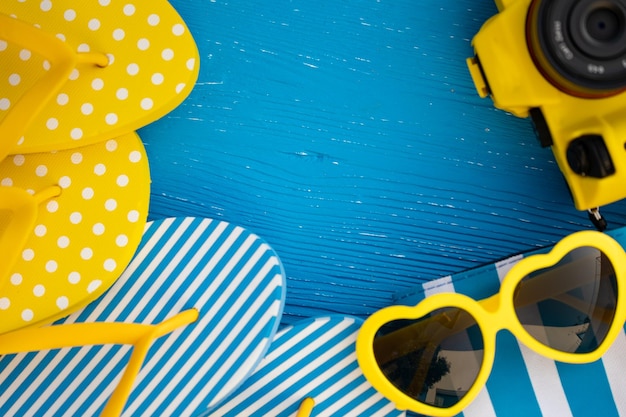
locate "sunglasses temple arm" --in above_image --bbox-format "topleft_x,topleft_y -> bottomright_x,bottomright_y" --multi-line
0,309 -> 198,416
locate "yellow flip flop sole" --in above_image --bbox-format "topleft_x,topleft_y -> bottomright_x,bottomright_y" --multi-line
0,132 -> 150,334
0,0 -> 199,159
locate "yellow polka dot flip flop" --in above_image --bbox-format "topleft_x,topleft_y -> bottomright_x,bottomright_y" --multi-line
0,0 -> 199,160
0,132 -> 150,334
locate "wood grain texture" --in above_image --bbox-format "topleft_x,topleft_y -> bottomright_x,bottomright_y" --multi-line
139,0 -> 626,325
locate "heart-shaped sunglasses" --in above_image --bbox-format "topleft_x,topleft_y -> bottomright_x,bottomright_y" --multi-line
356,230 -> 626,416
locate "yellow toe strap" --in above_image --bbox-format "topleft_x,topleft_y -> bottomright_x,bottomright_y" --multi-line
0,309 -> 198,417
0,13 -> 108,160
297,397 -> 315,417
0,186 -> 61,292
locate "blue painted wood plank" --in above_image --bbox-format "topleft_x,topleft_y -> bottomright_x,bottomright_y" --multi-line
139,0 -> 626,325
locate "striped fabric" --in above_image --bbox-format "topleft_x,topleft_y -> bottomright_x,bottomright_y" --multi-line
207,315 -> 405,417
394,226 -> 626,417
0,217 -> 286,416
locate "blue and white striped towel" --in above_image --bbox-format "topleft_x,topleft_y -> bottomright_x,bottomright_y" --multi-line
0,216 -> 286,416
207,315 -> 405,417
394,226 -> 626,417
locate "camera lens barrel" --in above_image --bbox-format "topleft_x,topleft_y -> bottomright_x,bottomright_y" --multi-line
527,0 -> 626,96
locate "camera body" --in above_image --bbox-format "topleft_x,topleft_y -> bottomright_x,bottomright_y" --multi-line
467,0 -> 626,211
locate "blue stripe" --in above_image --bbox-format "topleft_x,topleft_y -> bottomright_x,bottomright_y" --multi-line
453,263 -> 501,300
558,361 -> 619,417
487,332 -> 542,417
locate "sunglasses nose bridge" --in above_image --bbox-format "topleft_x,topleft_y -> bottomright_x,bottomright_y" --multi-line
476,292 -> 514,337
478,292 -> 500,313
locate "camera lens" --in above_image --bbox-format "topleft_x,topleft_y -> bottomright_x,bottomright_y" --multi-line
572,2 -> 626,59
586,7 -> 621,42
527,0 -> 626,97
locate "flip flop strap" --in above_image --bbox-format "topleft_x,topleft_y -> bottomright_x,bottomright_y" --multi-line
0,13 -> 108,160
297,397 -> 315,417
0,186 -> 61,292
0,309 -> 198,416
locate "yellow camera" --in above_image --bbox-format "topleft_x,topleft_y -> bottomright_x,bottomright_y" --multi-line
467,0 -> 626,217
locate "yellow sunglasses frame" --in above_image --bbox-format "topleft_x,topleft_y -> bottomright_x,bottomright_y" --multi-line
356,230 -> 626,417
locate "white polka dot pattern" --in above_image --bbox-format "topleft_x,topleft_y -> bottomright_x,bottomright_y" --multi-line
0,132 -> 150,333
0,0 -> 199,155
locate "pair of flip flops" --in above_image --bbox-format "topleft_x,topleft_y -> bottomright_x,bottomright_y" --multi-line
1,0 -> 198,332
1,2 -> 405,415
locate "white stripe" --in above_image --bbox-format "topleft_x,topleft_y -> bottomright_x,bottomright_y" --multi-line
495,254 -> 523,283
463,387 -> 497,417
423,275 -> 453,296
319,366 -> 402,416
305,358 -> 365,417
263,317 -> 333,364
603,329 -> 626,416
270,324 -> 292,343
518,342 -> 573,417
377,401 -> 403,417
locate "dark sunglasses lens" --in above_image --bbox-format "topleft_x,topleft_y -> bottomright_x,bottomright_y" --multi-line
514,246 -> 618,353
372,307 -> 483,408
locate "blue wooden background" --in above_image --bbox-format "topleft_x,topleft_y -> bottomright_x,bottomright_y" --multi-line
139,0 -> 626,326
